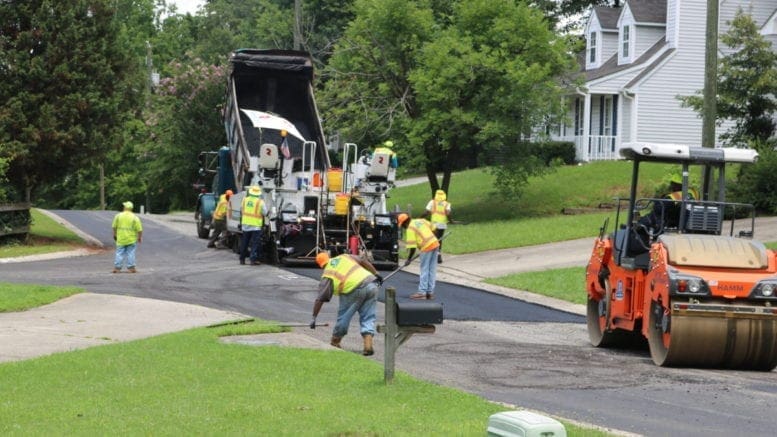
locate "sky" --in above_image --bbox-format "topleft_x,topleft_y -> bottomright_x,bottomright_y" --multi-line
168,0 -> 206,15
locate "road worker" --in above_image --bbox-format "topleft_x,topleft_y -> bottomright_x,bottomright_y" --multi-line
373,140 -> 398,168
112,201 -> 143,273
239,186 -> 267,265
310,252 -> 384,356
208,189 -> 233,248
422,189 -> 452,263
398,213 -> 440,299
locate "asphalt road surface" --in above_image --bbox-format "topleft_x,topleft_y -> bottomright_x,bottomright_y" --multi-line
2,210 -> 776,436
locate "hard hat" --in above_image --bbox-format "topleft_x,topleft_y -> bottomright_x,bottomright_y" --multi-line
669,174 -> 683,185
122,201 -> 133,210
316,252 -> 330,268
397,213 -> 409,226
383,140 -> 393,148
248,186 -> 261,196
281,129 -> 287,137
435,190 -> 446,201
225,189 -> 233,196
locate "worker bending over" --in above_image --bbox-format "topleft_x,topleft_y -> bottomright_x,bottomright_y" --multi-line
398,213 -> 440,300
310,252 -> 384,356
208,189 -> 233,248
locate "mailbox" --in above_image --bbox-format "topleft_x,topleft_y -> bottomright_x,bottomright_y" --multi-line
396,301 -> 443,326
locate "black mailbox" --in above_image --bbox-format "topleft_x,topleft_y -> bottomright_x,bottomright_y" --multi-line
396,301 -> 443,326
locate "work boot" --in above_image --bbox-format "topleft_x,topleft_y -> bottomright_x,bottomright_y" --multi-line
128,267 -> 137,273
207,242 -> 215,248
362,334 -> 374,356
112,268 -> 120,273
330,336 -> 342,349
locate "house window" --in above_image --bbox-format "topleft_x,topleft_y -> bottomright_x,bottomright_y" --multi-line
622,25 -> 631,59
588,31 -> 597,64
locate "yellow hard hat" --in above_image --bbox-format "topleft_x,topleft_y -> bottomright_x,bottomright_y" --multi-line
383,140 -> 393,148
248,186 -> 261,196
316,252 -> 330,268
397,213 -> 409,226
434,190 -> 446,201
122,201 -> 133,210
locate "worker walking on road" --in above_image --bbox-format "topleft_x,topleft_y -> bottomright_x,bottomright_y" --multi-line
239,186 -> 267,265
398,213 -> 440,300
208,189 -> 233,248
112,201 -> 143,273
422,189 -> 452,263
310,252 -> 383,356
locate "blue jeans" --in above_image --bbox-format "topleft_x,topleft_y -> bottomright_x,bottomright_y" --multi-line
239,229 -> 263,262
419,248 -> 438,295
333,280 -> 378,338
114,243 -> 137,269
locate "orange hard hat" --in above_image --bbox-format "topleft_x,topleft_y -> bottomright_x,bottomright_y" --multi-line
397,213 -> 409,226
316,252 -> 330,268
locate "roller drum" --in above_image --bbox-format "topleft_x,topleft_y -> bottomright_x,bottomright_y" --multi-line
648,300 -> 777,370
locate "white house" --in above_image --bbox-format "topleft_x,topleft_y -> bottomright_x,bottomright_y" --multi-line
554,0 -> 777,161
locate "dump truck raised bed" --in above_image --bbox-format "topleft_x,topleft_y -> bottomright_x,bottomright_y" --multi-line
585,143 -> 777,370
195,49 -> 399,268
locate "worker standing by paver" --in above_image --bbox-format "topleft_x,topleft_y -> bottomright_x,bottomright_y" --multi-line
208,189 -> 233,248
373,140 -> 398,169
112,201 -> 143,273
423,189 -> 452,263
310,252 -> 383,356
239,186 -> 267,265
397,213 -> 440,299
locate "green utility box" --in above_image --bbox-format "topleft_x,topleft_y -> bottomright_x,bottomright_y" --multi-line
487,410 -> 566,437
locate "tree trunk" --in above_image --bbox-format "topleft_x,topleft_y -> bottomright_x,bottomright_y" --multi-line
425,165 -> 439,197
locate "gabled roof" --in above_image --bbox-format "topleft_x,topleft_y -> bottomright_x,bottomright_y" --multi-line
626,0 -> 667,24
585,38 -> 668,82
593,6 -> 622,30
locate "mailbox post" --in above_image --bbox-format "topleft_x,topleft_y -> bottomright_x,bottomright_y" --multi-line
378,287 -> 442,384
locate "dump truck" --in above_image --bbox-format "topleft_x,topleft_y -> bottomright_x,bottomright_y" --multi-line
585,143 -> 777,370
195,49 -> 399,268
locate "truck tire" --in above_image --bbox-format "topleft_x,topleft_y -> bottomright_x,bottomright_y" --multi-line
195,207 -> 210,239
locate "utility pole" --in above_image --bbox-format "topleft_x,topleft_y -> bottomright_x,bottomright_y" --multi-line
701,0 -> 719,198
293,0 -> 302,50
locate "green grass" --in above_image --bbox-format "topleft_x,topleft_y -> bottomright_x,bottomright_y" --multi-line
0,282 -> 84,312
486,267 -> 588,305
389,162 -> 681,253
0,209 -> 85,258
0,323 -> 604,436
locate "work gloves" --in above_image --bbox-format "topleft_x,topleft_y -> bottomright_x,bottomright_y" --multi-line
309,317 -> 316,330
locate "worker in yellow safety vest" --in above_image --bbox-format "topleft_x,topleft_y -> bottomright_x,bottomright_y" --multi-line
373,140 -> 398,168
422,189 -> 452,263
310,252 -> 384,356
239,186 -> 268,265
112,201 -> 143,273
208,189 -> 233,248
398,213 -> 440,300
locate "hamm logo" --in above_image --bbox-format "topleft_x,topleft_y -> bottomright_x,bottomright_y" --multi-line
717,284 -> 744,292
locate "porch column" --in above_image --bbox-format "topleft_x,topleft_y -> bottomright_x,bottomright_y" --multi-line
583,93 -> 591,162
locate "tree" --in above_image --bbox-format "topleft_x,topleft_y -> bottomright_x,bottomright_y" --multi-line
321,0 -> 575,198
682,9 -> 777,147
0,0 -> 137,202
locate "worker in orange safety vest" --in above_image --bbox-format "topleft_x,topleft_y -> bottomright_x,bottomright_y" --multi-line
398,213 -> 440,300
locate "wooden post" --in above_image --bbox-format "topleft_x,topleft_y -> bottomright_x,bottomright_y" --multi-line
384,287 -> 398,384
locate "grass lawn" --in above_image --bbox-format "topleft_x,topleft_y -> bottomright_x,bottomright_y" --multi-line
0,317 -> 609,436
0,209 -> 85,258
486,267 -> 588,305
0,282 -> 84,312
388,162 -> 676,253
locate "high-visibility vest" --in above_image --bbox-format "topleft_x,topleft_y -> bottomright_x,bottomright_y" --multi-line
430,200 -> 450,225
241,195 -> 264,227
667,188 -> 699,201
112,211 -> 142,246
213,194 -> 228,220
322,254 -> 374,295
406,219 -> 440,252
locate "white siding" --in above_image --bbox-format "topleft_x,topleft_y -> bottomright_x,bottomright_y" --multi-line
666,0 -> 680,47
634,26 -> 666,57
601,31 -> 620,63
619,95 -> 633,142
634,0 -> 708,145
